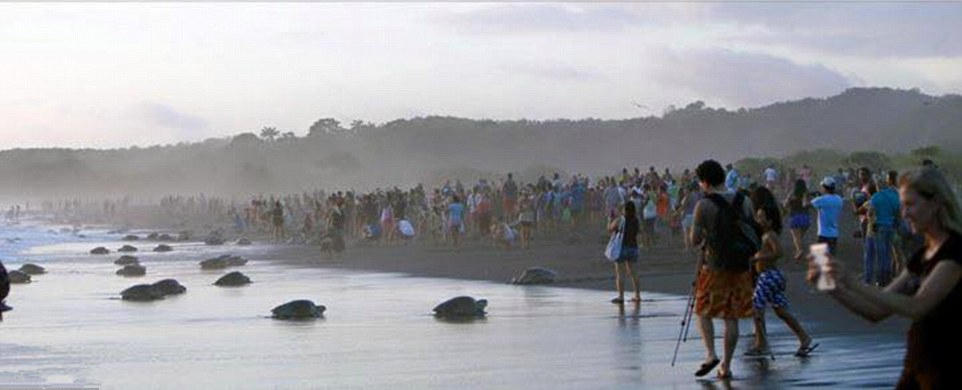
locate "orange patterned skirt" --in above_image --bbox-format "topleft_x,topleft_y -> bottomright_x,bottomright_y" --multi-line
695,268 -> 755,319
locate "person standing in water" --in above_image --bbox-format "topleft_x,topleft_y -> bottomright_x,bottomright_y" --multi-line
608,200 -> 641,304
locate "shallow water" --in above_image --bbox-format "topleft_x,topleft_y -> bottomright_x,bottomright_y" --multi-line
0,222 -> 904,389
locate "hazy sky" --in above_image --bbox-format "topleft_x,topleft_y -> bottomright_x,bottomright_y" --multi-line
2,3 -> 960,149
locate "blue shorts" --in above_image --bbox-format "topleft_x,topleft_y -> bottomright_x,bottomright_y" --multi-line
788,213 -> 810,230
616,246 -> 639,263
753,268 -> 789,310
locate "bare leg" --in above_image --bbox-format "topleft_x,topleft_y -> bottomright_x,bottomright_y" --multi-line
698,315 -> 718,363
720,318 -> 739,375
752,311 -> 768,350
613,263 -> 624,301
774,307 -> 812,347
790,229 -> 804,260
624,261 -> 641,301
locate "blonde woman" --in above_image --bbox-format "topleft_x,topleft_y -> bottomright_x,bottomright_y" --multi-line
808,168 -> 962,389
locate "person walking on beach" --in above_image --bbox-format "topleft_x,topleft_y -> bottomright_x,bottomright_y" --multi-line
808,167 -> 962,390
811,177 -> 843,255
271,200 -> 285,242
690,159 -> 757,379
866,171 -> 901,285
785,179 -> 812,260
608,201 -> 641,304
746,187 -> 817,358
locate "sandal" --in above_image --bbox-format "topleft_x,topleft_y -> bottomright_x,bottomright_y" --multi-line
743,346 -> 770,357
0,301 -> 10,313
629,296 -> 641,303
795,342 -> 819,357
694,358 -> 720,377
610,297 -> 624,304
716,369 -> 732,380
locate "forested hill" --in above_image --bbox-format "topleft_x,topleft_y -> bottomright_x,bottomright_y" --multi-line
1,87 -> 959,199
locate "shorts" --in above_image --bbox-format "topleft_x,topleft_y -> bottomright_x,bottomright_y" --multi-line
753,268 -> 789,310
696,268 -> 755,319
788,213 -> 810,230
817,236 -> 838,255
615,246 -> 639,263
681,214 -> 694,230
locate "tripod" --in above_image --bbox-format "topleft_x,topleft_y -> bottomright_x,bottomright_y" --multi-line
671,274 -> 697,367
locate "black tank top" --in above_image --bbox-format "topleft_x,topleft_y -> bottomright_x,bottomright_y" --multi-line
903,232 -> 962,377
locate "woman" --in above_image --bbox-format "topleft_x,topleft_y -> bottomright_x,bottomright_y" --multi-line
608,201 -> 641,304
808,167 -> 962,389
447,195 -> 465,248
784,179 -> 812,260
518,194 -> 536,249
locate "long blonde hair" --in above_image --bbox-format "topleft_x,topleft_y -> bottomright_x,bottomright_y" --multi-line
899,167 -> 962,237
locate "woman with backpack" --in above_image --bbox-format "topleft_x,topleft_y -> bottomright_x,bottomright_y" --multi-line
608,200 -> 641,304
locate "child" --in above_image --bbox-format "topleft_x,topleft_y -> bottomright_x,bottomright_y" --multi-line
747,187 -> 818,357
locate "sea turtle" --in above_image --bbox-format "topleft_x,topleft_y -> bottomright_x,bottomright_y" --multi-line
18,264 -> 46,275
90,247 -> 110,255
118,245 -> 138,253
120,284 -> 164,301
433,296 -> 487,318
214,271 -> 251,287
271,300 -> 325,320
151,279 -> 186,296
200,255 -> 247,270
153,244 -> 173,252
7,270 -> 31,284
116,264 -> 146,277
122,234 -> 140,241
157,234 -> 174,242
114,255 -> 140,265
236,238 -> 252,246
511,267 -> 557,285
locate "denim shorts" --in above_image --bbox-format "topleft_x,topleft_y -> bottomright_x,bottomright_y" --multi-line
616,246 -> 639,263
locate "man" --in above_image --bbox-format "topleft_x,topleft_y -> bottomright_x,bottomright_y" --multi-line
603,178 -> 624,219
690,160 -> 756,379
811,177 -> 843,255
866,170 -> 900,285
725,164 -> 739,192
763,164 -> 778,190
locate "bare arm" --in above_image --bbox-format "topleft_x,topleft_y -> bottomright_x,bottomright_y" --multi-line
690,200 -> 708,248
845,261 -> 962,321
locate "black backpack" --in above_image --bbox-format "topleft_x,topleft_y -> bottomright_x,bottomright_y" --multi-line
705,192 -> 761,272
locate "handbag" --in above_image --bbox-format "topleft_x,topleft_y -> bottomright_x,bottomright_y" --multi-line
604,217 -> 625,261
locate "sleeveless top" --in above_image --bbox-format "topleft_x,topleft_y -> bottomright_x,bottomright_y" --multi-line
903,232 -> 962,378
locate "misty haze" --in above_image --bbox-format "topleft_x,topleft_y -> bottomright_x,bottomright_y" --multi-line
0,3 -> 960,390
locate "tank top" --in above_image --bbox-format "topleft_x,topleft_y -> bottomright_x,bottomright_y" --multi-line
902,232 -> 962,382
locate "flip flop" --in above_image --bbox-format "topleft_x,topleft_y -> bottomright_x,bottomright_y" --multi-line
795,342 -> 820,357
610,297 -> 625,304
694,358 -> 720,377
0,301 -> 11,313
743,347 -> 770,357
716,369 -> 732,380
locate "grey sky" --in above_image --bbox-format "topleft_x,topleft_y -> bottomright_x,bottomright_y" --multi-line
1,3 -> 959,149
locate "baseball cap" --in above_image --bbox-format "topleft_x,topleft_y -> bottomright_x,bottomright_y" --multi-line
820,176 -> 836,188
